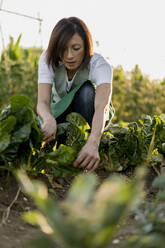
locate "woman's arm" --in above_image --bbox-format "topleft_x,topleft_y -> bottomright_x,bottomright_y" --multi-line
89,83 -> 112,145
73,83 -> 112,171
37,83 -> 57,143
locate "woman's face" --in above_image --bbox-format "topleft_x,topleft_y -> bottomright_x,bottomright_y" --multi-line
61,33 -> 85,73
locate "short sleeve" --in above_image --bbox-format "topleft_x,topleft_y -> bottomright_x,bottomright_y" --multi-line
38,51 -> 55,84
90,53 -> 113,86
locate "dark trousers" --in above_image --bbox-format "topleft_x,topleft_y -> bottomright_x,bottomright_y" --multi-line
56,81 -> 95,127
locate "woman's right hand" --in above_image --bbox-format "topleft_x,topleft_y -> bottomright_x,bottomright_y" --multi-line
41,116 -> 57,144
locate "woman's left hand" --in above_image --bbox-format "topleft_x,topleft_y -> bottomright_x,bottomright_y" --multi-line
73,140 -> 100,171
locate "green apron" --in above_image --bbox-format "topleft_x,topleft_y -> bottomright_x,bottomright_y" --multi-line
38,64 -> 115,125
50,64 -> 90,119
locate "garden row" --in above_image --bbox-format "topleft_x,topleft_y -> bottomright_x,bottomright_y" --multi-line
0,94 -> 165,177
0,94 -> 165,247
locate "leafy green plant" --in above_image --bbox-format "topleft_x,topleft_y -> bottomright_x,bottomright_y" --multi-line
99,117 -> 151,171
123,174 -> 165,248
0,96 -> 89,176
99,114 -> 165,173
43,112 -> 90,176
1,93 -> 165,177
16,168 -> 144,248
0,94 -> 43,169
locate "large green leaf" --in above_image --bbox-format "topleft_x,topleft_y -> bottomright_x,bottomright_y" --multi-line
13,106 -> 34,127
10,94 -> 34,112
66,112 -> 90,130
66,124 -> 86,151
47,144 -> 77,167
64,112 -> 90,152
93,176 -> 135,228
67,173 -> 98,205
108,124 -> 129,136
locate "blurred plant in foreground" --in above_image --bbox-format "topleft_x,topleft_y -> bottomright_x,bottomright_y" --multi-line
16,168 -> 145,248
123,174 -> 165,248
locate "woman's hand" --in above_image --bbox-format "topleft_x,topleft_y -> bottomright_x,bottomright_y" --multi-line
41,116 -> 57,144
73,138 -> 100,171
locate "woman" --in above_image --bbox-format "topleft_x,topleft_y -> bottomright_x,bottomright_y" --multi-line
37,17 -> 113,171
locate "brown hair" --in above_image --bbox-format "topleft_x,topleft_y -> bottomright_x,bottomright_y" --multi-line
46,17 -> 93,70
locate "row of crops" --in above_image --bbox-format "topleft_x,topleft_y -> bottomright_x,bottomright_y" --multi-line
0,94 -> 165,247
0,38 -> 165,175
0,94 -> 165,176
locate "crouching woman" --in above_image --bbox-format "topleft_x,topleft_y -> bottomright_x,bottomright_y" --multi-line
37,17 -> 114,171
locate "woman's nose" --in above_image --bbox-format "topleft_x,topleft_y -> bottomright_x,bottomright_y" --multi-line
66,49 -> 74,59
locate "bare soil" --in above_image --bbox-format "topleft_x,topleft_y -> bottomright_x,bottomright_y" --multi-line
0,167 -> 157,248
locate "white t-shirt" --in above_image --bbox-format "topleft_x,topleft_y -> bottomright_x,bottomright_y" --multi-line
38,51 -> 113,88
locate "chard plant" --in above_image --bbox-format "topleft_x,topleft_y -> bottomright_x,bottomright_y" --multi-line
16,168 -> 144,248
0,94 -> 43,170
99,114 -> 165,173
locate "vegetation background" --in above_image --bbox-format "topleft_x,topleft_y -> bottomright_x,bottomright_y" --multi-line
1,36 -> 165,123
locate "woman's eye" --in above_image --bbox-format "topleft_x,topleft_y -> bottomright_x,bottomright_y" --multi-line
73,47 -> 80,51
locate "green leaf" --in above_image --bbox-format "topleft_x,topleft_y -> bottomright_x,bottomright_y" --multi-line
0,133 -> 10,152
93,176 -> 135,227
15,34 -> 22,48
65,113 -> 90,152
66,112 -> 90,130
56,122 -> 70,136
66,124 -> 86,151
67,173 -> 98,204
11,123 -> 31,143
14,106 -> 34,126
47,162 -> 81,177
47,144 -> 77,167
140,115 -> 152,126
0,143 -> 19,162
0,115 -> 16,133
10,94 -> 34,112
108,124 -> 129,136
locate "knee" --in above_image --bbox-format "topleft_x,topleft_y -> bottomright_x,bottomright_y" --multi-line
73,81 -> 95,126
75,81 -> 95,104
